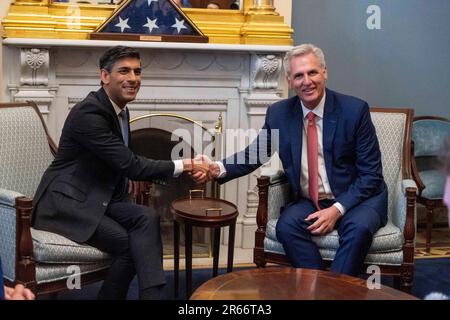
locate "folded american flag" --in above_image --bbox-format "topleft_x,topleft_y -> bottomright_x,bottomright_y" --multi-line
98,0 -> 201,36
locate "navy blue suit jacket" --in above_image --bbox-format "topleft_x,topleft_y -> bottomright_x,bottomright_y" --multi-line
220,88 -> 387,218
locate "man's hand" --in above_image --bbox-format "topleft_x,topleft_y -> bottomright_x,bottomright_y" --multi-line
128,180 -> 148,199
305,206 -> 342,235
182,158 -> 210,184
194,154 -> 220,179
4,284 -> 35,300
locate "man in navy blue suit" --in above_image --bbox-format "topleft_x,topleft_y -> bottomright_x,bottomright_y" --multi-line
197,43 -> 387,276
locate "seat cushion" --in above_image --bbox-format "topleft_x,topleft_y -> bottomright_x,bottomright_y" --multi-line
31,229 -> 110,264
419,170 -> 445,199
36,262 -> 110,284
266,219 -> 403,254
263,239 -> 404,266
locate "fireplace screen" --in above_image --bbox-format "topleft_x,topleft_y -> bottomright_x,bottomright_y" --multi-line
129,113 -> 220,258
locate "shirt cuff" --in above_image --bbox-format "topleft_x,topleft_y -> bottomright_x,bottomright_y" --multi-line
173,160 -> 184,177
216,161 -> 227,178
333,202 -> 346,215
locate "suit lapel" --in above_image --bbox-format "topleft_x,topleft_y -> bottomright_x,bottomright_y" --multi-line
97,88 -> 123,139
289,97 -> 303,192
322,89 -> 338,185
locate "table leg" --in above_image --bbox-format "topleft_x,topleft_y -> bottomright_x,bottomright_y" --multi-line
227,220 -> 236,273
185,223 -> 192,299
212,227 -> 221,277
173,220 -> 180,298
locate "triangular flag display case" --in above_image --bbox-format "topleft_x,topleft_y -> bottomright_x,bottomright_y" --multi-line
1,1 -> 293,45
90,0 -> 208,43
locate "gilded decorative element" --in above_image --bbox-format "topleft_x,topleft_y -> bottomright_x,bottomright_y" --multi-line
1,0 -> 292,45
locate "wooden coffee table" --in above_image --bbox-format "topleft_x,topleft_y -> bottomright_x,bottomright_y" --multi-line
190,267 -> 418,300
171,193 -> 238,299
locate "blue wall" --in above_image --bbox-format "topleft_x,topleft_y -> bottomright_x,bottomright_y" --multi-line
292,0 -> 450,118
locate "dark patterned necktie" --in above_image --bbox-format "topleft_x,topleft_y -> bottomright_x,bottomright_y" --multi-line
119,109 -> 129,146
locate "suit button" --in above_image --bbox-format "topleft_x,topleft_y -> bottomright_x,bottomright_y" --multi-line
102,201 -> 108,207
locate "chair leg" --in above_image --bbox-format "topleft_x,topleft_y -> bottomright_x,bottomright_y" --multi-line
393,276 -> 401,290
399,266 -> 414,294
425,207 -> 434,252
253,248 -> 267,268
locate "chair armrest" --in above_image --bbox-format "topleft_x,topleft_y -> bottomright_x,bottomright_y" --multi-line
0,188 -> 25,206
410,141 -> 425,194
391,178 -> 417,244
267,174 -> 292,220
0,188 -> 35,285
256,173 -> 291,226
259,168 -> 285,183
255,174 -> 291,263
402,179 -> 418,193
0,188 -> 23,281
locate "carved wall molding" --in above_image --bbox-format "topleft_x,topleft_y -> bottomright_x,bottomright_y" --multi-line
250,53 -> 283,90
53,49 -> 245,74
68,98 -> 229,105
20,48 -> 49,86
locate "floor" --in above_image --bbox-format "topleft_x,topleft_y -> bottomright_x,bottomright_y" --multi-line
415,227 -> 450,258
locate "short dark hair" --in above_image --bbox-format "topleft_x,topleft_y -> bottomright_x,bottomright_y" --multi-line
99,46 -> 140,72
440,136 -> 450,175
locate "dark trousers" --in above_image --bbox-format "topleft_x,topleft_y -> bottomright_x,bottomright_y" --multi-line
275,197 -> 385,276
86,201 -> 165,299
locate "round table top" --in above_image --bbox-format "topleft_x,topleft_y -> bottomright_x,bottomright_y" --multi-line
190,267 -> 418,300
171,197 -> 238,227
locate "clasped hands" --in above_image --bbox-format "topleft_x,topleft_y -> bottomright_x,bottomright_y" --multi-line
128,155 -> 219,197
182,155 -> 219,184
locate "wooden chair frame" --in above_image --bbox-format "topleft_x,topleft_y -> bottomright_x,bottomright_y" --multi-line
410,115 -> 449,252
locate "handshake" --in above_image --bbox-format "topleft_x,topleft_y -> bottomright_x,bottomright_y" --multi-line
182,155 -> 220,184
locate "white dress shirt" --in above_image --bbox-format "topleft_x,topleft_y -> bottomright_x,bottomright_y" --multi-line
300,93 -> 345,215
109,98 -> 184,177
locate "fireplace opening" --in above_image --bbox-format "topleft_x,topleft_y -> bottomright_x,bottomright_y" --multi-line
129,114 -> 220,258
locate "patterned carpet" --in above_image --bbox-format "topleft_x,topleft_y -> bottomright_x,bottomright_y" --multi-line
415,227 -> 450,258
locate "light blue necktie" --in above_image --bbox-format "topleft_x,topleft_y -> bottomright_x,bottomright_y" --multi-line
119,109 -> 129,147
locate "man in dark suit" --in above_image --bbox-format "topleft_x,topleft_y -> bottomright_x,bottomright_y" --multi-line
198,43 -> 387,276
32,46 -> 207,299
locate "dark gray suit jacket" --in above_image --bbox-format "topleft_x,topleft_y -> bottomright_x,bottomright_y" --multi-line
32,88 -> 175,242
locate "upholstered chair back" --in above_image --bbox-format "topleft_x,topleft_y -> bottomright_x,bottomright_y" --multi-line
370,110 -> 408,225
412,118 -> 450,157
0,105 -> 54,198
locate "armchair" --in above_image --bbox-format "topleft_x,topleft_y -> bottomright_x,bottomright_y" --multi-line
254,108 -> 417,293
0,102 -> 110,297
411,116 -> 450,252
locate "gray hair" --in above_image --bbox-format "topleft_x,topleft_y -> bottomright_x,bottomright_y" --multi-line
283,43 -> 327,77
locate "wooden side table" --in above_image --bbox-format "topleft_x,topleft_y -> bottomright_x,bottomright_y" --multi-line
171,191 -> 238,299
